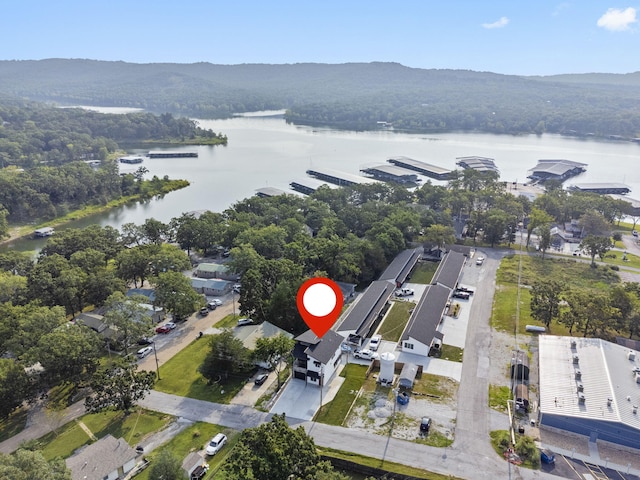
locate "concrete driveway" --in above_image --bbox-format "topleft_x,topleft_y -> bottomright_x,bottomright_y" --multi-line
270,375 -> 345,421
230,370 -> 277,407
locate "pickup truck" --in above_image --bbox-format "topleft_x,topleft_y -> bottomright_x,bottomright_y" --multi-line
395,288 -> 414,297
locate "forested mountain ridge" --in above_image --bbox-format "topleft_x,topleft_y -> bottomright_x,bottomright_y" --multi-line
1,59 -> 640,136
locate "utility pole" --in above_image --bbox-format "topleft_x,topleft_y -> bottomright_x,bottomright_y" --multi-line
152,341 -> 161,380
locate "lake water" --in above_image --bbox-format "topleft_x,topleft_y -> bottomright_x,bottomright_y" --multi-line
4,113 -> 640,251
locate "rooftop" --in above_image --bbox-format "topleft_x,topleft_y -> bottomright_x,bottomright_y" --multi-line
337,280 -> 395,336
66,435 -> 137,480
388,156 -> 452,175
402,284 -> 451,346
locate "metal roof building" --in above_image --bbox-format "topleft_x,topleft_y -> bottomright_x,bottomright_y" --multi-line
306,168 -> 380,187
387,156 -> 453,180
431,251 -> 466,290
539,335 -> 640,448
337,280 -> 395,340
455,156 -> 499,173
289,177 -> 339,195
378,248 -> 423,286
360,164 -> 419,184
527,159 -> 587,183
569,183 -> 631,195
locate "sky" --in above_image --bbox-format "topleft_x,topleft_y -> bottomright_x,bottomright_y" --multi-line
1,1 -> 639,76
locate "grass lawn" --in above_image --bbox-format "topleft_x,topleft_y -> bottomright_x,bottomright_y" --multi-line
0,408 -> 28,442
136,422 -> 238,480
439,344 -> 464,362
38,409 -> 173,460
153,336 -> 249,403
378,300 -> 413,342
409,261 -> 439,284
214,313 -> 242,329
492,255 -> 620,334
314,364 -> 368,426
489,384 -> 512,413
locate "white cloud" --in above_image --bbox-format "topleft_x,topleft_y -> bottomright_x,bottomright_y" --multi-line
597,7 -> 637,31
482,16 -> 510,29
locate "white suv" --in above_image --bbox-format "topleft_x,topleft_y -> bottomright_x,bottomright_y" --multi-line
369,335 -> 381,351
205,433 -> 227,456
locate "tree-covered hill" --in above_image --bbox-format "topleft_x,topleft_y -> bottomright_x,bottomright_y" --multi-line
1,59 -> 640,136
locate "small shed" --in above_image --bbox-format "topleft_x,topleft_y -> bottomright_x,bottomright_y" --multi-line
514,383 -> 530,412
510,350 -> 530,382
399,362 -> 419,389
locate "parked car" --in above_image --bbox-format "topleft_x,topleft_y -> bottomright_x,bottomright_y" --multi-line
452,291 -> 470,300
205,433 -> 227,456
137,346 -> 153,359
254,373 -> 269,385
237,318 -> 253,326
369,334 -> 381,351
199,307 -> 209,316
137,337 -> 153,346
233,284 -> 241,293
476,256 -> 485,265
353,349 -> 379,361
420,417 -> 432,433
155,322 -> 176,334
394,287 -> 414,297
208,299 -> 222,309
633,230 -> 638,237
456,286 -> 474,295
540,449 -> 555,464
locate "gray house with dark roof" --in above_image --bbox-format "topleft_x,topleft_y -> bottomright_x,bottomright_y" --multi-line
336,280 -> 395,345
292,329 -> 343,387
401,284 -> 451,357
378,248 -> 422,286
431,251 -> 466,290
66,434 -> 137,480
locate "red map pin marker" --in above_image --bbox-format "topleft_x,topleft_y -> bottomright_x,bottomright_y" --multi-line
297,277 -> 343,338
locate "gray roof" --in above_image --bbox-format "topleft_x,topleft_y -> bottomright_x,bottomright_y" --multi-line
361,164 -> 419,180
378,248 -> 422,283
295,329 -> 343,364
66,435 -> 137,480
388,156 -> 452,175
527,159 -> 587,176
337,280 -> 395,336
539,336 -> 640,431
431,251 -> 466,289
402,284 -> 450,345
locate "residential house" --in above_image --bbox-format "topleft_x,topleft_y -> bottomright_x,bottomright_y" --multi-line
193,263 -> 240,281
190,278 -> 232,296
293,329 -> 343,387
65,435 -> 138,480
401,284 -> 451,357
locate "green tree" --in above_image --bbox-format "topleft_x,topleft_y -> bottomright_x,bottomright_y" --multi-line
526,208 -> 554,248
84,358 -> 155,413
148,449 -> 186,480
422,224 -> 456,248
36,325 -> 101,386
253,334 -> 295,389
0,449 -> 71,480
199,329 -> 252,384
530,281 -> 563,331
223,414 -> 346,480
152,270 -> 201,321
0,359 -> 33,419
579,235 -> 612,267
102,292 -> 154,354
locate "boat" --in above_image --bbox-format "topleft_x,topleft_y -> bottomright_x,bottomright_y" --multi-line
34,227 -> 55,238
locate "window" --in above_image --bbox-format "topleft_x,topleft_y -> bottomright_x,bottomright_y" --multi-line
313,361 -> 321,368
404,342 -> 414,350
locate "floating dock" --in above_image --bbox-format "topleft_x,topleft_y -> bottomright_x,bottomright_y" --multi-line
387,156 -> 452,180
527,159 -> 587,183
360,164 -> 419,184
569,183 -> 631,195
255,187 -> 303,198
456,156 -> 499,173
148,151 -> 198,158
306,168 -> 380,187
290,178 -> 339,195
118,155 -> 144,164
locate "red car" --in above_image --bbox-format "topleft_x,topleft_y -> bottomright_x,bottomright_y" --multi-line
155,323 -> 175,334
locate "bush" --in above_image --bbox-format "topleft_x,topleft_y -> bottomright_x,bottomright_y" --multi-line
609,265 -> 620,271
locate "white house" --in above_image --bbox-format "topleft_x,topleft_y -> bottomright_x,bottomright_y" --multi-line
401,284 -> 450,357
66,435 -> 137,480
293,329 -> 343,387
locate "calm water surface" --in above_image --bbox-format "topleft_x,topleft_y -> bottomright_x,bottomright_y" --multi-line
5,114 -> 640,251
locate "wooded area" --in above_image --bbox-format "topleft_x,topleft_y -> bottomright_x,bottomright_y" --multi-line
2,59 -> 640,137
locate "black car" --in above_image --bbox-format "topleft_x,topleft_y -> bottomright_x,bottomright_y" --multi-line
137,337 -> 153,346
254,373 -> 269,386
420,417 -> 431,433
452,291 -> 470,300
